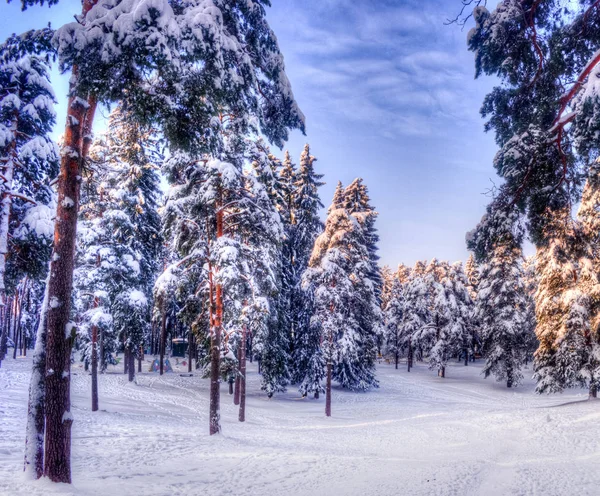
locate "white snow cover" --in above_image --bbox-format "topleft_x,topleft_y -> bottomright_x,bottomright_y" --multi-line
16,204 -> 55,240
128,289 -> 148,307
3,356 -> 600,495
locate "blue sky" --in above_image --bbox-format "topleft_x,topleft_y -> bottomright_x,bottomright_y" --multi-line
0,0 -> 500,267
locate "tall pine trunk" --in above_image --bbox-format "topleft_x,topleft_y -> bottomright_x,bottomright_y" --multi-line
91,321 -> 98,412
43,24 -> 98,479
238,327 -> 246,422
23,278 -> 49,478
208,188 -> 223,435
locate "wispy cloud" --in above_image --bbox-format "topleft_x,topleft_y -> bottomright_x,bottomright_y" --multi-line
272,0 -> 487,139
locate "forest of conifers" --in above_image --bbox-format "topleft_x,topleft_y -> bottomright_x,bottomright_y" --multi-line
1,0 -> 600,491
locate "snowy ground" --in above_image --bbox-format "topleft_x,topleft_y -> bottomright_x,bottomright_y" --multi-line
1,356 -> 600,496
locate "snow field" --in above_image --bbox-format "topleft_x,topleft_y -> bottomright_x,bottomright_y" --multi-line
1,356 -> 600,496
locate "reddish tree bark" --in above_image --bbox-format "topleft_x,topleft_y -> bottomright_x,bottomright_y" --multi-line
209,190 -> 223,435
43,1 -> 98,480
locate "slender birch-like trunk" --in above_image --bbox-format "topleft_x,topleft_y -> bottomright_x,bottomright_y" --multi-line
23,276 -> 49,478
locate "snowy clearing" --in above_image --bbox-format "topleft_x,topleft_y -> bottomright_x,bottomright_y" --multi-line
1,357 -> 600,496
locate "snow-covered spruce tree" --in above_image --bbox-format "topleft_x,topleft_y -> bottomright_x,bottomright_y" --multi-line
75,108 -> 162,389
448,262 -> 474,367
400,261 -> 429,371
20,0 -> 304,473
380,265 -> 394,312
419,259 -> 464,378
340,177 -> 382,367
302,207 -> 371,415
470,204 -> 530,388
465,254 -> 479,301
383,276 -> 404,369
291,144 -> 324,387
522,255 -> 539,363
328,180 -> 345,214
533,206 -> 600,397
247,142 -> 291,397
303,196 -> 379,396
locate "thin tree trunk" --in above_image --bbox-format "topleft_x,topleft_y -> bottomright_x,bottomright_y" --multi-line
238,327 -> 246,422
590,383 -> 597,399
394,351 -> 398,370
234,342 -> 241,406
0,305 -> 7,367
128,349 -> 134,382
138,345 -> 142,373
159,307 -> 166,375
91,294 -> 99,412
188,329 -> 193,373
11,295 -> 18,359
23,278 -> 49,479
99,329 -> 104,374
2,297 -> 12,364
325,360 -> 332,417
407,341 -> 412,372
123,341 -> 129,375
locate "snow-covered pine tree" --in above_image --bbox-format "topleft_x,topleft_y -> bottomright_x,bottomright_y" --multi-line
303,191 -> 379,396
472,206 -> 530,388
522,255 -> 539,363
380,265 -> 394,312
400,261 -> 429,371
465,254 -> 479,301
383,276 -> 404,369
448,262 -> 473,367
0,29 -> 58,372
247,142 -> 291,397
163,136 -> 286,430
533,206 -> 600,397
419,260 -> 463,378
291,144 -> 324,388
75,107 -> 162,388
343,178 -> 382,301
396,263 -> 411,284
328,180 -> 344,214
302,205 -> 372,415
340,178 -> 382,374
